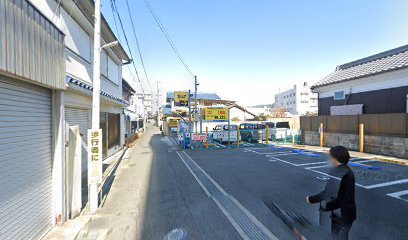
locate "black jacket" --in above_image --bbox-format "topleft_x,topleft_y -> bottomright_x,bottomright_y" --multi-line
309,164 -> 357,225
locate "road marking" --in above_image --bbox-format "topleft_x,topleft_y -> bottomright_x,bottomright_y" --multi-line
177,151 -> 278,240
307,168 -> 368,189
305,165 -> 330,169
257,151 -> 292,155
387,190 -> 408,203
265,153 -> 298,157
296,161 -> 327,166
244,149 -> 262,155
365,179 -> 408,189
267,156 -> 297,166
350,159 -> 378,164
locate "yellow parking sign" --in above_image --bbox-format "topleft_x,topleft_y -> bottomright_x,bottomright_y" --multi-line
174,91 -> 189,106
202,108 -> 228,121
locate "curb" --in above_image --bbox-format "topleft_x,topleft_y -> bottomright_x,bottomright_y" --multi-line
292,145 -> 408,166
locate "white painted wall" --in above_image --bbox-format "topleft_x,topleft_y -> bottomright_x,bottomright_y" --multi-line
32,0 -> 123,98
315,67 -> 408,99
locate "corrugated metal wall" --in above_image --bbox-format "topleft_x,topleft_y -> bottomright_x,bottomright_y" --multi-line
0,0 -> 66,90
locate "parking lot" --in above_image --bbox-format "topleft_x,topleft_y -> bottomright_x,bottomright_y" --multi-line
179,145 -> 408,239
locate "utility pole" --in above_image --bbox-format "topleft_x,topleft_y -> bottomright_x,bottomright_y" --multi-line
194,76 -> 198,133
90,0 -> 120,214
90,0 -> 101,214
156,82 -> 160,127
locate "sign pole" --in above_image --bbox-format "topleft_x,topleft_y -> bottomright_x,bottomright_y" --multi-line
194,76 -> 198,133
227,108 -> 231,147
90,0 -> 101,214
188,90 -> 192,149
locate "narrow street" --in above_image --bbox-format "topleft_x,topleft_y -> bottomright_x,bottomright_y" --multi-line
76,127 -> 241,240
74,126 -> 408,239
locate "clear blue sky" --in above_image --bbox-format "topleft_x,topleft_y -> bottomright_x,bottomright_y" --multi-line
102,0 -> 408,106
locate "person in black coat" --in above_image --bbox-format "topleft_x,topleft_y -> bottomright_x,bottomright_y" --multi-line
306,146 -> 357,239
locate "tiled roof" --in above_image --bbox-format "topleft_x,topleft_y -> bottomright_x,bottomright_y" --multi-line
312,44 -> 408,89
166,91 -> 221,100
66,77 -> 129,106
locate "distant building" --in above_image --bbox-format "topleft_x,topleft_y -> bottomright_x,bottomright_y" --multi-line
274,82 -> 318,115
312,44 -> 408,115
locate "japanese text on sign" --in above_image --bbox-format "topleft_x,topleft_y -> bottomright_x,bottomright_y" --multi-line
192,133 -> 207,142
88,129 -> 102,184
174,91 -> 189,106
168,118 -> 179,127
202,108 -> 229,121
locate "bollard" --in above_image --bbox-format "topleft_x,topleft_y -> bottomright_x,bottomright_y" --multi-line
319,123 -> 324,147
237,126 -> 240,148
359,123 -> 364,153
292,130 -> 295,146
205,126 -> 209,148
265,125 -> 269,145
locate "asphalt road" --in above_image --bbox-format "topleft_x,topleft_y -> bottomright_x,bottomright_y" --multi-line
181,145 -> 408,239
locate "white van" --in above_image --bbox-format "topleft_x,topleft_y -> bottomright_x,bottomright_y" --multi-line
212,124 -> 238,143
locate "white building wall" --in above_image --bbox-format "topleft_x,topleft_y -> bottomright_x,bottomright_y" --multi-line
314,67 -> 408,98
32,0 -> 123,96
274,82 -> 318,115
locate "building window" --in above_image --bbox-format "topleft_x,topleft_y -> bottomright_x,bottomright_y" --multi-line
334,91 -> 345,100
300,92 -> 308,96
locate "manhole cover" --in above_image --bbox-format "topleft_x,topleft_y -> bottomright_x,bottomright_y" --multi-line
163,228 -> 187,240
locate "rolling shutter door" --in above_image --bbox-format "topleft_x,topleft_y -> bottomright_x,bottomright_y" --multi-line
65,108 -> 89,173
0,77 -> 52,240
65,108 -> 89,142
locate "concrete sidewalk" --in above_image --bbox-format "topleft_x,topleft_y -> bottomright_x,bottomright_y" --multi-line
43,127 -> 240,240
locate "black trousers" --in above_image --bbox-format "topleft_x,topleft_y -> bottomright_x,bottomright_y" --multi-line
331,216 -> 352,240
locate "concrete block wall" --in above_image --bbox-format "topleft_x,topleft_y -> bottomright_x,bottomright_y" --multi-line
364,135 -> 408,158
303,131 -> 408,159
304,131 -> 320,146
324,132 -> 359,151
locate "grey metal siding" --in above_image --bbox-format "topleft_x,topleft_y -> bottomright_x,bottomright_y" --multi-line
0,76 -> 52,240
318,86 -> 408,115
0,0 -> 65,90
65,107 -> 89,173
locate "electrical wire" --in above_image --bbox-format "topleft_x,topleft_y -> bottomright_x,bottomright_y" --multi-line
144,0 -> 195,77
109,0 -> 139,88
110,0 -> 145,94
125,0 -> 152,93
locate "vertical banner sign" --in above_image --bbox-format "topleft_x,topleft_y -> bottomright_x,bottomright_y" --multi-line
202,108 -> 229,121
88,129 -> 102,184
174,91 -> 189,106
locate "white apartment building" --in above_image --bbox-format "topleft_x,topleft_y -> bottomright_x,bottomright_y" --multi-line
274,82 -> 318,115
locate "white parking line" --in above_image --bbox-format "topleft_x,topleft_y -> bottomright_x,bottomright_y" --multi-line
306,165 -> 330,169
365,179 -> 408,189
244,149 -> 262,155
307,168 -> 368,188
296,161 -> 327,166
350,159 -> 378,164
267,156 -> 297,166
257,151 -> 293,155
387,190 -> 408,203
265,153 -> 298,157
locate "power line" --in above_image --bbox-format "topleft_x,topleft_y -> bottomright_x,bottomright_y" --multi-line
109,0 -> 140,89
144,0 -> 195,77
125,0 -> 152,92
110,0 -> 145,94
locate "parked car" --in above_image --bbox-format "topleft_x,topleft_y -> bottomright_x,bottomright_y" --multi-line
239,123 -> 268,143
212,124 -> 238,143
264,121 -> 291,140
